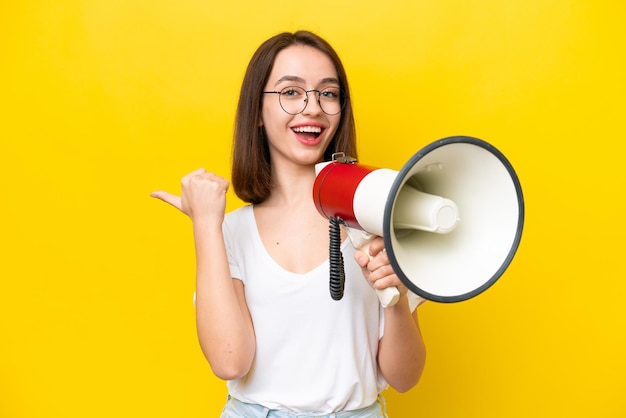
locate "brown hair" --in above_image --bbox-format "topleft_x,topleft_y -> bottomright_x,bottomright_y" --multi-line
231,31 -> 357,205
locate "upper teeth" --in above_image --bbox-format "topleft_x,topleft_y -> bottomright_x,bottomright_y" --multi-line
293,126 -> 321,133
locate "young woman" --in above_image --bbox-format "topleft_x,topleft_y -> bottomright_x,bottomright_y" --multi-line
151,30 -> 426,417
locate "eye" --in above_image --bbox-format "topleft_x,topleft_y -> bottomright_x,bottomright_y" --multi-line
320,88 -> 341,100
281,87 -> 304,99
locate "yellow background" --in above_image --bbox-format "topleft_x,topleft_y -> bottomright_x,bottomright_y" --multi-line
1,1 -> 625,417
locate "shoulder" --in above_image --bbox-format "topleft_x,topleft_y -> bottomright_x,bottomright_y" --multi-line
223,205 -> 254,240
224,205 -> 253,224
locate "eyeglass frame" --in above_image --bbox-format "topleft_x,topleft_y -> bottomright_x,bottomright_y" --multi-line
262,86 -> 348,116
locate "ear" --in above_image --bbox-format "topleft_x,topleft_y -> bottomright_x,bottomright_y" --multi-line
258,117 -> 264,127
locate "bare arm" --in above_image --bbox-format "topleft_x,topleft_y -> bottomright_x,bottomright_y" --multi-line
377,296 -> 425,392
354,237 -> 426,392
192,216 -> 255,380
151,169 -> 255,380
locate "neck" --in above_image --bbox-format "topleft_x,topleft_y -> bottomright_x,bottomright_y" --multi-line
263,161 -> 318,208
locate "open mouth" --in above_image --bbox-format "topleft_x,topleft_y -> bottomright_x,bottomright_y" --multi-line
292,126 -> 323,141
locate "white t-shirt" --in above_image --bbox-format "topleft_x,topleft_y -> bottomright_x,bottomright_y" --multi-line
222,205 -> 388,413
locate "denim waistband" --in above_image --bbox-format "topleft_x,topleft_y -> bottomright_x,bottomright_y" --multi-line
221,395 -> 387,418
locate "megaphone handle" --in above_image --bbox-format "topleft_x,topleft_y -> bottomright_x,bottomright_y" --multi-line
345,228 -> 400,308
376,286 -> 401,308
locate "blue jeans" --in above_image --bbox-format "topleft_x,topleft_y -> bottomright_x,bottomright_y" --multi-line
220,395 -> 388,418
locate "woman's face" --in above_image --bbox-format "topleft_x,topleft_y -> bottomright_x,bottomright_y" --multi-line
260,45 -> 341,167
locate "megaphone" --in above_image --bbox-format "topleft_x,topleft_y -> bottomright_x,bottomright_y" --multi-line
313,136 -> 524,307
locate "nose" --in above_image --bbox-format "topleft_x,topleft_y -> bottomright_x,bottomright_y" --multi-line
302,90 -> 323,115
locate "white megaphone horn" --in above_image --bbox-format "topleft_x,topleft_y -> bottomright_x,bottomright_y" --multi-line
313,136 -> 525,308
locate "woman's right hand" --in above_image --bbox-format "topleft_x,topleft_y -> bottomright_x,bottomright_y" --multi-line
151,168 -> 229,222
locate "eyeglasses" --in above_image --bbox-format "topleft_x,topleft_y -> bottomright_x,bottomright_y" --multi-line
262,86 -> 347,116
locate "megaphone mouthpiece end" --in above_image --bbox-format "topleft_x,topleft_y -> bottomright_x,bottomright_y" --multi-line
434,201 -> 460,233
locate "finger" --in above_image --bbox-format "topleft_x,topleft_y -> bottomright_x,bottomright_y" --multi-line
373,276 -> 393,290
369,263 -> 395,280
354,250 -> 370,267
366,250 -> 389,273
372,272 -> 402,291
368,237 -> 385,257
150,190 -> 182,211
182,168 -> 207,184
368,267 -> 394,289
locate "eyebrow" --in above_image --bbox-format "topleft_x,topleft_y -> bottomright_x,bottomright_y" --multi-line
274,75 -> 340,86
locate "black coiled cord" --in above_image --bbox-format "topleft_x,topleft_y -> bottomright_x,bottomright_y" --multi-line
329,216 -> 345,301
